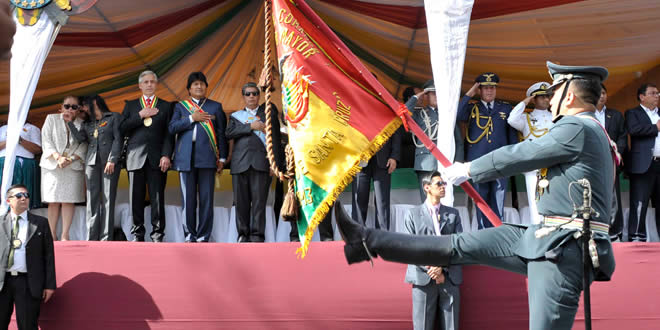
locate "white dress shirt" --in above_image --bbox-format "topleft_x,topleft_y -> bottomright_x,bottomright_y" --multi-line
188,97 -> 202,142
426,200 -> 442,236
0,123 -> 41,159
595,105 -> 606,127
481,100 -> 493,110
7,210 -> 28,273
641,104 -> 660,157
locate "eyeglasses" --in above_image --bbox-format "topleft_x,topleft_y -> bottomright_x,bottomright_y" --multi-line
243,92 -> 259,97
63,104 -> 80,110
432,181 -> 447,187
9,192 -> 29,199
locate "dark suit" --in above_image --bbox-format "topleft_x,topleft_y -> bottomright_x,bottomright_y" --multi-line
352,128 -> 402,230
403,204 -> 462,330
169,98 -> 228,242
602,107 -> 627,239
226,104 -> 277,242
68,112 -> 123,240
457,96 -> 517,229
0,212 -> 56,329
625,105 -> 659,241
120,97 -> 174,241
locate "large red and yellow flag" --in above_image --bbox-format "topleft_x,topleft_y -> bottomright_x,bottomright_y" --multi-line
272,0 -> 402,257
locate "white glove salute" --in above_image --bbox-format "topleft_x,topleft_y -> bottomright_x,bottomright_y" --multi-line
442,162 -> 471,186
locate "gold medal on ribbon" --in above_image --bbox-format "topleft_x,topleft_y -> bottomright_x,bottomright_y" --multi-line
143,117 -> 153,127
538,179 -> 549,189
93,129 -> 99,138
12,239 -> 22,249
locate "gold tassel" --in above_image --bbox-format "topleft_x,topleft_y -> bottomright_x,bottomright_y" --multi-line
280,187 -> 299,222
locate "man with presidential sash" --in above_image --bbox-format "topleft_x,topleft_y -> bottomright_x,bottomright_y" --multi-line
457,73 -> 517,229
169,72 -> 228,243
226,82 -> 279,243
120,70 -> 173,242
507,82 -> 553,225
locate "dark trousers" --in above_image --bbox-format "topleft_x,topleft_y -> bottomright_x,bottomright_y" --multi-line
233,169 -> 270,242
473,178 -> 507,229
352,159 -> 391,230
608,173 -> 624,239
0,274 -> 41,330
289,206 -> 335,241
85,156 -> 120,241
179,167 -> 216,242
628,160 -> 660,241
129,163 -> 167,241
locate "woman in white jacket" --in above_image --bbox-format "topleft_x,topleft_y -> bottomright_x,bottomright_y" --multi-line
40,96 -> 88,240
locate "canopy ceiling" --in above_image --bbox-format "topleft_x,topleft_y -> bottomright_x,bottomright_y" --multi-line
1,0 -> 659,124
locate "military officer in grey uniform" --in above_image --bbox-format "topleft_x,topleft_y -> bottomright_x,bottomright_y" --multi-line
405,80 -> 464,202
335,61 -> 616,330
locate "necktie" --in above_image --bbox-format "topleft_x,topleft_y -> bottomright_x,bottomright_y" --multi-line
7,216 -> 20,268
487,103 -> 492,112
146,98 -> 153,108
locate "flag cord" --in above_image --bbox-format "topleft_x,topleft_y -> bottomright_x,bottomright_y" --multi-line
260,0 -> 299,222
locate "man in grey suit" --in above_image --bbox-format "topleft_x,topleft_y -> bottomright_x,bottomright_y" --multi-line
336,62 -> 616,329
404,171 -> 462,330
226,82 -> 279,243
405,80 -> 464,201
0,184 -> 56,329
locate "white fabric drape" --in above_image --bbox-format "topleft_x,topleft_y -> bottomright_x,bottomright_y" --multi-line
2,11 -> 59,211
424,0 -> 474,207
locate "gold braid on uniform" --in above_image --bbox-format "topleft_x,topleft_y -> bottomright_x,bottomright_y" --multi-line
465,103 -> 493,144
521,113 -> 549,140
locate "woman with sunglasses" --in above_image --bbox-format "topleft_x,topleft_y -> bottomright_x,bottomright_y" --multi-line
67,94 -> 122,241
40,95 -> 88,241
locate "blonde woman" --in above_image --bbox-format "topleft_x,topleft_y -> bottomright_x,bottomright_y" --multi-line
40,96 -> 87,240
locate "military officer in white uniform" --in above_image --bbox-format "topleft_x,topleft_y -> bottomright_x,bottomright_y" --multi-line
507,82 -> 553,224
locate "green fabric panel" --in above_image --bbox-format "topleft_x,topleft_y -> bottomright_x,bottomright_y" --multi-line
296,175 -> 330,234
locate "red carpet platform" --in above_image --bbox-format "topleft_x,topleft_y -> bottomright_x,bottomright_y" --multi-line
12,242 -> 660,329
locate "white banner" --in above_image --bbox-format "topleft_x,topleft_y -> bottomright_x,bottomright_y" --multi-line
424,0 -> 474,206
2,11 -> 59,211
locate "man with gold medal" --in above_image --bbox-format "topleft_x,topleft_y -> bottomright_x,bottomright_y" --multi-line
119,70 -> 174,242
508,82 -> 554,224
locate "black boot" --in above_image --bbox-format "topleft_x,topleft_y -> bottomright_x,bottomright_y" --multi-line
335,201 -> 454,267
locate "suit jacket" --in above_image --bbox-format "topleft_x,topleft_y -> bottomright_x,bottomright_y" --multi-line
39,114 -> 87,171
403,204 -> 463,286
68,112 -> 123,166
369,127 -> 402,169
120,97 -> 174,171
405,96 -> 464,170
457,95 -> 517,162
0,212 -> 56,299
169,98 -> 228,171
624,105 -> 656,174
225,103 -> 280,175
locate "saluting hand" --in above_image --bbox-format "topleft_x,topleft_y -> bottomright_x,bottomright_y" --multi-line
192,111 -> 212,122
522,95 -> 535,106
466,82 -> 480,98
139,107 -> 159,118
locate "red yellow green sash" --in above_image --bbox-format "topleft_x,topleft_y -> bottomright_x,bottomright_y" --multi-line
179,99 -> 219,159
140,96 -> 159,109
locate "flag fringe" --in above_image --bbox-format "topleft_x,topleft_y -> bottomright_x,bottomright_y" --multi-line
296,117 -> 402,258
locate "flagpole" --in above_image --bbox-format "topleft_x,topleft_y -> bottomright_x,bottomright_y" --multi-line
292,0 -> 502,227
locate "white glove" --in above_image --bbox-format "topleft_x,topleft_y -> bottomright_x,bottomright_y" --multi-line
442,162 -> 471,186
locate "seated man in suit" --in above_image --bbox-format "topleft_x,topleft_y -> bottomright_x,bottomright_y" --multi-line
625,83 -> 659,242
226,82 -> 278,243
169,72 -> 228,243
0,184 -> 56,329
403,172 -> 462,330
120,70 -> 174,242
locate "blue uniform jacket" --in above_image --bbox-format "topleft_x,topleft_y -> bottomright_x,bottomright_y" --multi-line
457,95 -> 517,161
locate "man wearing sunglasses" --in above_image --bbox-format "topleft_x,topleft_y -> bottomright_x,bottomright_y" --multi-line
0,184 -> 56,329
403,172 -> 462,330
226,82 -> 280,242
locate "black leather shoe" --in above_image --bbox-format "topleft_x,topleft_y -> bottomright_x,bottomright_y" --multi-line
334,201 -> 377,265
131,236 -> 145,242
237,235 -> 249,243
321,237 -> 334,242
152,238 -> 163,243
